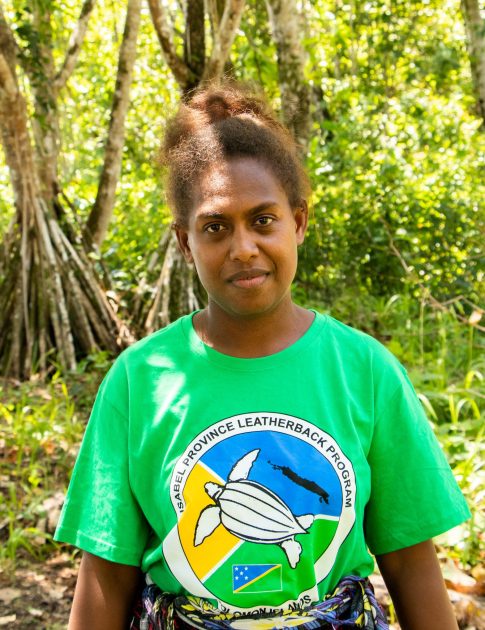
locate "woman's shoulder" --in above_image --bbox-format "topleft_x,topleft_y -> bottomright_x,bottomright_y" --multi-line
312,312 -> 411,402
322,313 -> 402,366
120,313 -> 192,361
99,313 -> 193,388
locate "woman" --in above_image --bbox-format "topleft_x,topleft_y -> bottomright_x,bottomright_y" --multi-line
55,83 -> 469,629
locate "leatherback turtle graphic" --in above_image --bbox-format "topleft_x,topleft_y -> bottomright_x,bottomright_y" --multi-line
193,449 -> 314,568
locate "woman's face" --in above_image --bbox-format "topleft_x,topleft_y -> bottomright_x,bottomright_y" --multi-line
175,157 -> 307,321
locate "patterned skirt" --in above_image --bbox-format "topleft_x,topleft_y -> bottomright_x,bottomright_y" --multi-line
130,576 -> 389,630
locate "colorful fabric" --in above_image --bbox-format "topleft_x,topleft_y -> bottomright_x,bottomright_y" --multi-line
55,311 -> 470,614
130,576 -> 389,629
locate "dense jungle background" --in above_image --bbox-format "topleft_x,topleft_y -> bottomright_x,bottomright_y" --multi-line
0,0 -> 484,627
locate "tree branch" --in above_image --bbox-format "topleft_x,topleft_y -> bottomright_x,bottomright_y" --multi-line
184,0 -> 205,88
0,51 -> 17,97
265,0 -> 312,150
0,6 -> 19,72
0,4 -> 44,89
84,0 -> 142,247
0,8 -> 19,99
146,0 -> 193,88
206,0 -> 223,38
460,0 -> 485,124
54,0 -> 97,93
203,0 -> 245,81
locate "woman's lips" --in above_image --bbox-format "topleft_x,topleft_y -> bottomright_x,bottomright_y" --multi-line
227,269 -> 269,288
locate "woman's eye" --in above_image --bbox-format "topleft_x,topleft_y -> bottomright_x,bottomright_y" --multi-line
205,223 -> 224,233
255,216 -> 274,226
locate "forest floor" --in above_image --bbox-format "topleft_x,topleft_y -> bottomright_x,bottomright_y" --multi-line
0,551 -> 484,629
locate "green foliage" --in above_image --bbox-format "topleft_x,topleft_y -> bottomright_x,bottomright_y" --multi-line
0,366 -> 104,563
421,378 -> 484,566
302,92 -> 483,300
0,165 -> 14,233
298,0 -> 484,304
232,0 -> 279,97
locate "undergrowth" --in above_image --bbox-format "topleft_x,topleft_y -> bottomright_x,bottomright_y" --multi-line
0,299 -> 483,572
0,355 -> 107,565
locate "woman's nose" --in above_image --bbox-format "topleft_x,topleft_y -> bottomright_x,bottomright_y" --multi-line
229,227 -> 259,262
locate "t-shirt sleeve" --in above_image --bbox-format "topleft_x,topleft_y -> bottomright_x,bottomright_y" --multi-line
364,364 -> 470,556
54,356 -> 150,565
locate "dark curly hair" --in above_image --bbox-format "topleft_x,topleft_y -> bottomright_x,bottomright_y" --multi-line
159,82 -> 311,227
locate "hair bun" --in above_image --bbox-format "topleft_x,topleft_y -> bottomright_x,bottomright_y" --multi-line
190,86 -> 266,123
204,94 -> 232,122
160,81 -> 310,226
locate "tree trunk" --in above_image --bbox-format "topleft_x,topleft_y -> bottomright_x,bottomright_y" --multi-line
84,0 -> 142,247
146,0 -> 194,90
0,7 -> 133,379
143,0 -> 246,333
265,0 -> 312,152
144,232 -> 205,331
27,4 -> 61,200
55,0 -> 97,92
184,0 -> 205,92
461,0 -> 485,124
203,0 -> 245,81
12,0 -> 96,202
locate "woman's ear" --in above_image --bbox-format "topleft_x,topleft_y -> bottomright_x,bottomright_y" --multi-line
174,224 -> 194,263
294,199 -> 309,245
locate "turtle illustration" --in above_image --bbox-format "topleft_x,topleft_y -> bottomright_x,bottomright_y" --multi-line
193,449 -> 314,568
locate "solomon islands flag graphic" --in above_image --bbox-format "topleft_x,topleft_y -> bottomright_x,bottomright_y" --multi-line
232,564 -> 282,594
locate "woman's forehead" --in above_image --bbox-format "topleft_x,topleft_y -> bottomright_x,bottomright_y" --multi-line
197,157 -> 285,194
191,158 -> 289,217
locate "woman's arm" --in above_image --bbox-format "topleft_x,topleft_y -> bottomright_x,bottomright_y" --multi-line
68,552 -> 142,630
376,539 -> 457,630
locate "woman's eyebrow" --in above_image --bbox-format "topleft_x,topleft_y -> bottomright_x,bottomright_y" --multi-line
196,202 -> 279,221
196,210 -> 225,219
249,202 -> 279,215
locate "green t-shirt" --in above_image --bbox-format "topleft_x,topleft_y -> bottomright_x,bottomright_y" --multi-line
55,311 -> 469,614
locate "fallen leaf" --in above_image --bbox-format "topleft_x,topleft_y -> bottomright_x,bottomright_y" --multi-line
46,552 -> 72,566
37,492 -> 65,533
36,387 -> 52,401
49,585 -> 67,600
0,616 -> 16,626
448,589 -> 485,629
471,565 -> 485,583
0,588 -> 21,604
27,607 -> 44,618
58,567 -> 77,580
443,560 -> 485,595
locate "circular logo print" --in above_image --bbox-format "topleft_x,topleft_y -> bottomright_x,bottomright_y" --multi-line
163,413 -> 356,613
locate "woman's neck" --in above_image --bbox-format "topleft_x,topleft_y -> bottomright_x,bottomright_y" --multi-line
193,301 -> 314,358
